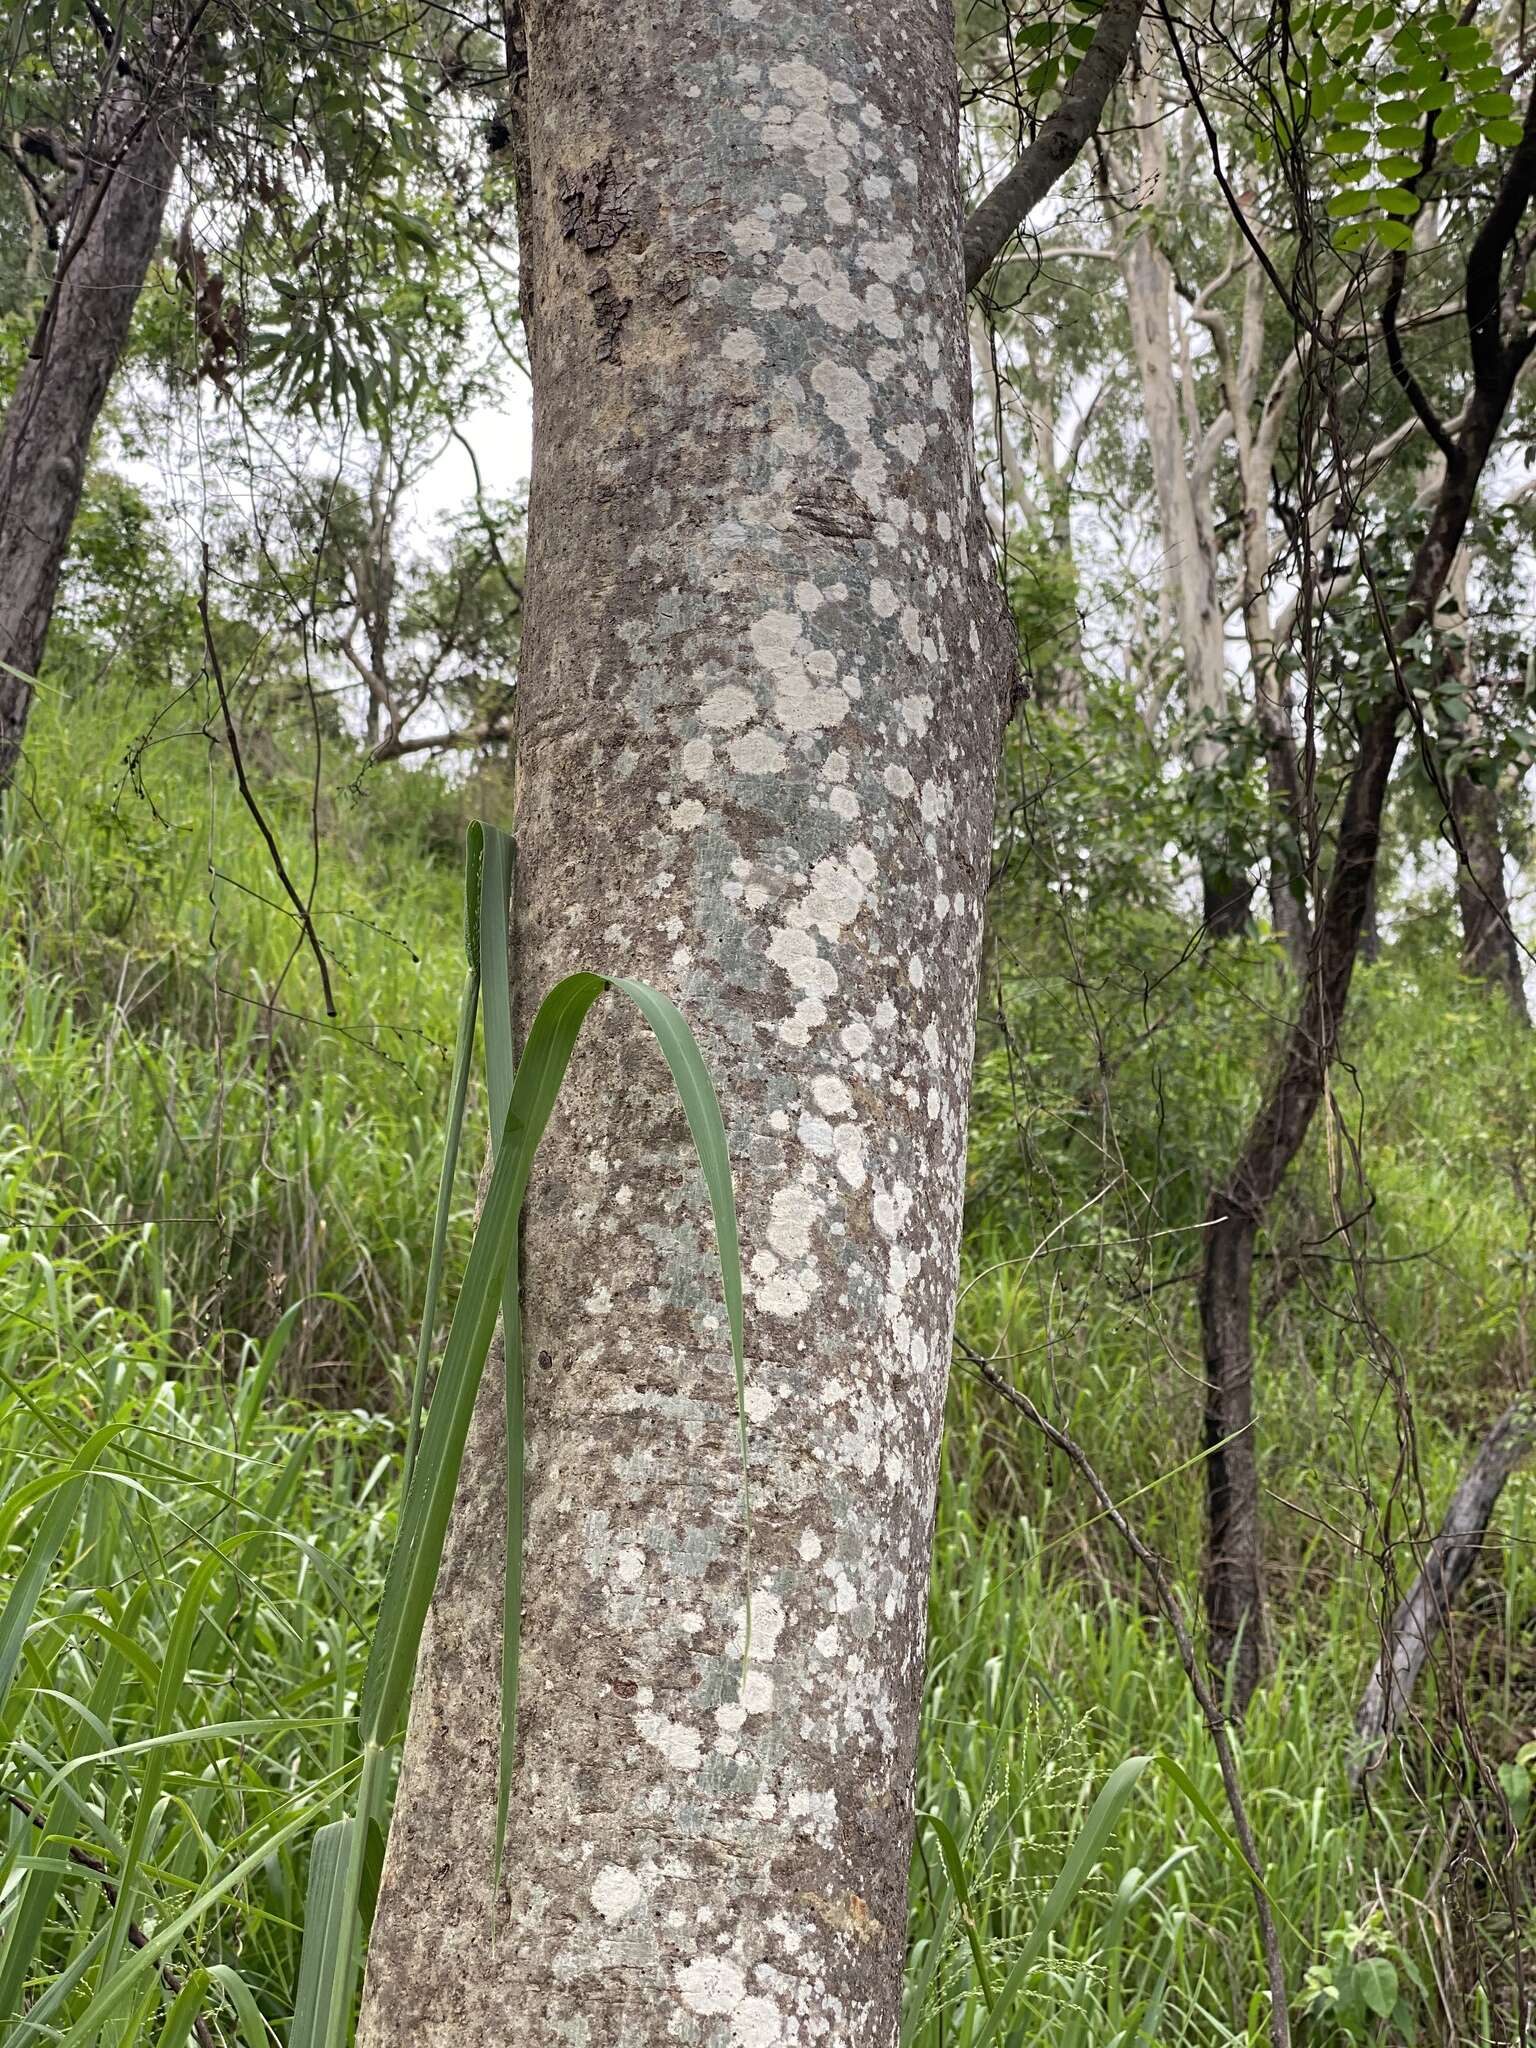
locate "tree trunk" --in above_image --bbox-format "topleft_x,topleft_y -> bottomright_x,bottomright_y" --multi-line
1117,80 -> 1251,937
1452,773 -> 1528,1021
1351,1394 -> 1536,1782
1225,263 -> 1312,971
0,44 -> 183,793
358,3 -> 1013,2042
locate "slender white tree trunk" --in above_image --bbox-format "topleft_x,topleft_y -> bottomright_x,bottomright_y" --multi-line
359,2 -> 1013,2041
1115,74 -> 1245,930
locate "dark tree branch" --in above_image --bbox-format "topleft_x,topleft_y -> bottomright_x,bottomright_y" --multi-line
1467,81 -> 1536,394
370,712 -> 515,762
962,0 -> 1148,293
1156,0 -> 1315,339
1381,114 -> 1456,461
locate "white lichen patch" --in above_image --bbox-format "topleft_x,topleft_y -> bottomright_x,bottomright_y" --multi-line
750,609 -> 851,734
728,727 -> 788,776
677,1956 -> 746,2018
590,1864 -> 645,1923
635,1712 -> 703,1772
723,327 -> 767,366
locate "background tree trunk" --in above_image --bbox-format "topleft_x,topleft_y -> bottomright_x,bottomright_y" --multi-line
0,45 -> 183,792
1197,79 -> 1536,1706
1352,1393 -> 1536,1779
359,2 -> 1013,2042
1451,772 -> 1528,1021
1200,420 -> 1524,1712
1117,76 -> 1249,936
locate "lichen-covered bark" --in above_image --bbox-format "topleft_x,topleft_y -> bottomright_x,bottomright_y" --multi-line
358,4 -> 1012,2043
1351,1393 -> 1536,1780
0,37 -> 183,792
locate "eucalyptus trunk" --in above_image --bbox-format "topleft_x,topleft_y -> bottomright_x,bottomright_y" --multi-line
1118,77 -> 1249,937
0,39 -> 184,791
358,2 -> 1012,2040
1451,772 -> 1528,1022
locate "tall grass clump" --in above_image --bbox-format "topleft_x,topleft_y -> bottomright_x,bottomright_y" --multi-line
0,1139 -> 395,2041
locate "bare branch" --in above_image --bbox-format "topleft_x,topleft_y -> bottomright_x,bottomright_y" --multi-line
963,0 -> 1148,293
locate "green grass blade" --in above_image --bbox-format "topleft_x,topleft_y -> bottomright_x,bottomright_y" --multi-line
235,1300 -> 306,1450
205,1963 -> 273,2048
915,1809 -> 998,2012
357,970 -> 606,1752
0,1424 -> 122,1718
287,1816 -> 357,2048
969,1754 -> 1151,2048
151,1966 -> 209,2048
0,1596 -> 140,2026
477,825 -> 515,1147
474,826 -> 522,1892
403,963 -> 479,1491
9,1925 -> 113,2047
1154,1751 -> 1297,1933
96,1550 -> 226,2029
607,977 -> 749,1561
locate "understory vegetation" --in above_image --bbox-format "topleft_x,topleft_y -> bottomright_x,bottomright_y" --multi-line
4,680 -> 1530,2045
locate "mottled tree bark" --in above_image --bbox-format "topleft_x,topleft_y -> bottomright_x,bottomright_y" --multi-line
0,33 -> 184,792
1452,773 -> 1528,1022
359,3 -> 1013,2043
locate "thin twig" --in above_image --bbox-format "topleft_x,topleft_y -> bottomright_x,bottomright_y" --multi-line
197,545 -> 337,1017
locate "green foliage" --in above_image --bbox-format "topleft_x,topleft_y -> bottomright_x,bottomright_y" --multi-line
1297,1 -> 1522,251
1497,1740 -> 1536,1828
1301,1915 -> 1428,2042
3,0 -> 512,427
5,673 -> 1536,2041
0,1140 -> 395,2040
